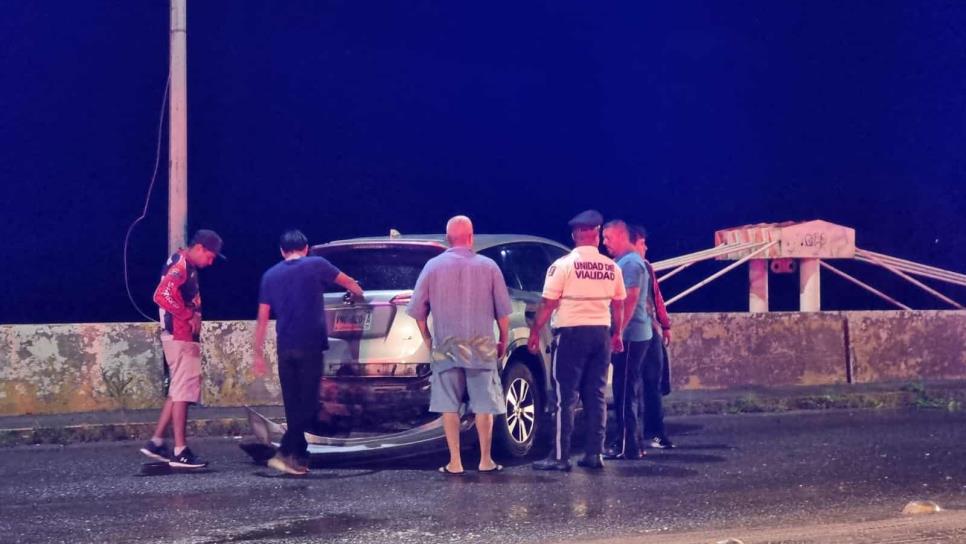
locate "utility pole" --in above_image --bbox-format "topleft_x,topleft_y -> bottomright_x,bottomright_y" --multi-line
168,0 -> 188,254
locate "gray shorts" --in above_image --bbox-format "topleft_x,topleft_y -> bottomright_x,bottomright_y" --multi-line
429,367 -> 506,415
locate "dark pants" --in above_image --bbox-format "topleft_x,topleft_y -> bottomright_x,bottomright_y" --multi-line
549,326 -> 611,461
640,335 -> 666,439
609,339 -> 648,454
277,349 -> 323,457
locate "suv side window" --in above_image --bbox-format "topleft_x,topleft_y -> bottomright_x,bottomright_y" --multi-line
543,244 -> 568,263
478,246 -> 522,290
502,243 -> 553,292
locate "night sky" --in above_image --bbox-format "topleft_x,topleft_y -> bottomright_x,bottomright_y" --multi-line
2,1 -> 964,325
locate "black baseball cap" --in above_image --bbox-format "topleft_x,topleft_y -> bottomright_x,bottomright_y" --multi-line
190,229 -> 226,260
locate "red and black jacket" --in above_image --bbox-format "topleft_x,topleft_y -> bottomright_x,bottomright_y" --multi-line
153,250 -> 201,341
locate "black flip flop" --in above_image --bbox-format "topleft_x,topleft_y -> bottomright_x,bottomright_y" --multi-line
478,464 -> 504,473
438,466 -> 465,475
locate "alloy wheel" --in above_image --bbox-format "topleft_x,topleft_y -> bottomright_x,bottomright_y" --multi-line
505,377 -> 536,444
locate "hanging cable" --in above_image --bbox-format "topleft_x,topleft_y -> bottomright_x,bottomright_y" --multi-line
820,261 -> 911,310
855,248 -> 966,287
123,73 -> 170,322
856,251 -> 963,309
664,241 -> 778,307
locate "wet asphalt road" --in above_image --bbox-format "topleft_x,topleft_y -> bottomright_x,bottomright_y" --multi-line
2,409 -> 965,544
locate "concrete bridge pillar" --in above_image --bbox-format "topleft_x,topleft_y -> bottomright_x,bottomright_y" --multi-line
800,258 -> 821,312
749,259 -> 769,313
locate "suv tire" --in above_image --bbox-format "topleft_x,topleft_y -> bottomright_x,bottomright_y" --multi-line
495,361 -> 542,458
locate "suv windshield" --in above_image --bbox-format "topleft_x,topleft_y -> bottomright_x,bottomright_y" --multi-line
313,245 -> 443,292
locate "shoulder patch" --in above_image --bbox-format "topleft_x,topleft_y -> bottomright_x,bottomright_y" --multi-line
547,265 -> 556,277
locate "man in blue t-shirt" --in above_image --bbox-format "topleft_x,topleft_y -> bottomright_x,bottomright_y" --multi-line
253,230 -> 364,475
601,219 -> 652,460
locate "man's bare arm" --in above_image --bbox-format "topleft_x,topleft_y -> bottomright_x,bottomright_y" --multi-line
334,272 -> 364,297
610,298 -> 625,353
497,315 -> 510,358
415,319 -> 432,347
527,298 -> 560,353
252,303 -> 271,377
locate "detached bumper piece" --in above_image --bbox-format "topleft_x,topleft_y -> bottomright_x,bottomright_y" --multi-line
238,406 -> 476,464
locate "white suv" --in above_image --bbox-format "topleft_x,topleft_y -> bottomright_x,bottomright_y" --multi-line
311,233 -> 569,458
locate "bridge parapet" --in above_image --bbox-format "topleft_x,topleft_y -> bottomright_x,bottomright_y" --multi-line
3,312 -> 965,416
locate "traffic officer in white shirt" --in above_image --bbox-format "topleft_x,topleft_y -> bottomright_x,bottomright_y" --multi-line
528,209 -> 627,471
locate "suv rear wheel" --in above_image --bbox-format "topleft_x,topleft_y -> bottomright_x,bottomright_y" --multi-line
495,361 -> 541,458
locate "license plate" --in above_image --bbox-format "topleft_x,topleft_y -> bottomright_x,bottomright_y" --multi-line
333,310 -> 372,333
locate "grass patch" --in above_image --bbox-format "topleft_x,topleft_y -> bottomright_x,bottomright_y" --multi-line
901,380 -> 962,412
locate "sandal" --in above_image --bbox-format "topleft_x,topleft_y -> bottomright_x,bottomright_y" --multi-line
478,464 -> 504,473
438,465 -> 465,475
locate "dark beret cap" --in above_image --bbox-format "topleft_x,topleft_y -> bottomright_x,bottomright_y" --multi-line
567,209 -> 604,229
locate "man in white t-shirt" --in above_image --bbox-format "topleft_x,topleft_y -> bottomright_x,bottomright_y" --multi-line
528,209 -> 626,471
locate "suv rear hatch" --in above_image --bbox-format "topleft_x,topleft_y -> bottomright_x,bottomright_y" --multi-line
313,243 -> 444,423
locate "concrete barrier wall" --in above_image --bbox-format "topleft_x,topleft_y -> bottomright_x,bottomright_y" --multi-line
0,322 -> 281,416
1,310 -> 964,416
669,312 -> 848,389
846,311 -> 966,383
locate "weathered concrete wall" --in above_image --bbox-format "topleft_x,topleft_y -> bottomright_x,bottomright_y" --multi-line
2,311 -> 964,416
847,311 -> 966,383
668,312 -> 848,389
0,322 -> 281,416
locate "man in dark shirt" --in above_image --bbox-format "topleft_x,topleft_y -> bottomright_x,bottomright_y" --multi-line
253,230 -> 363,475
630,225 -> 674,449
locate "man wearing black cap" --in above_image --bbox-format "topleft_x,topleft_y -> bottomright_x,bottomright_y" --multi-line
139,229 -> 224,469
528,210 -> 626,471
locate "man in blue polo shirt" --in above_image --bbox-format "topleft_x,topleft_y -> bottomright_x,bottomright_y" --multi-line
253,229 -> 364,476
601,219 -> 652,460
